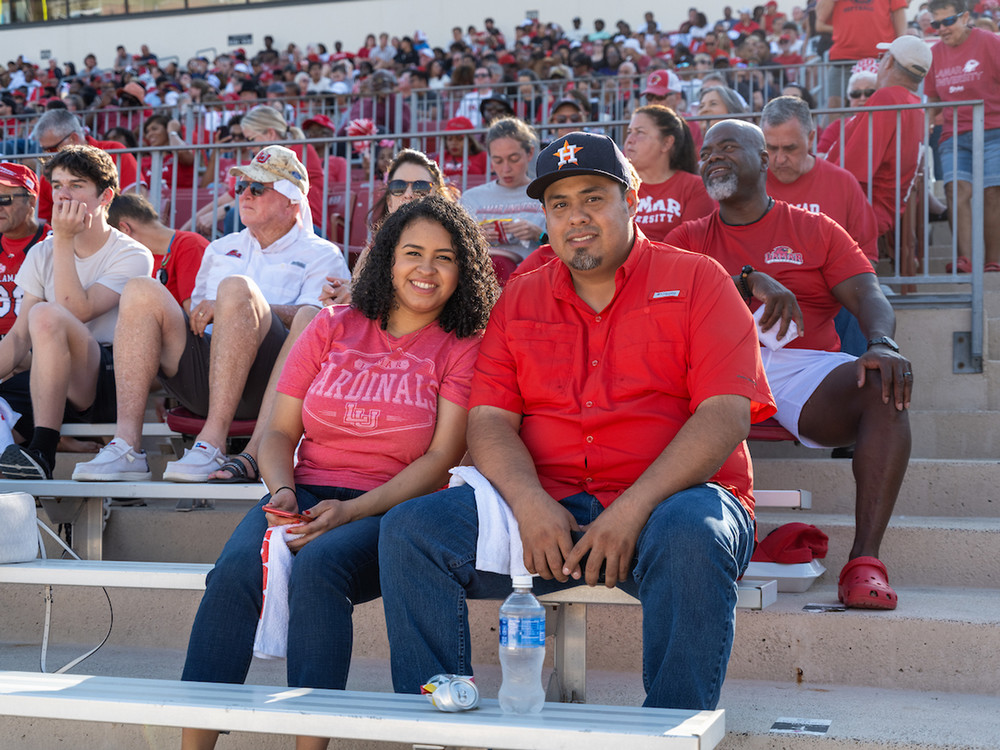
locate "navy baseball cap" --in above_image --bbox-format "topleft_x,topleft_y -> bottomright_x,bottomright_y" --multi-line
526,131 -> 632,200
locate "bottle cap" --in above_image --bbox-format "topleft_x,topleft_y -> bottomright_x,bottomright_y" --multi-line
511,574 -> 534,587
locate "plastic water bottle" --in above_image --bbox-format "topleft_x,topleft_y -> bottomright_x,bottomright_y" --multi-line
498,574 -> 545,714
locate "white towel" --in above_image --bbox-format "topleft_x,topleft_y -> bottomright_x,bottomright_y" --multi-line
253,525 -> 294,659
448,467 -> 531,579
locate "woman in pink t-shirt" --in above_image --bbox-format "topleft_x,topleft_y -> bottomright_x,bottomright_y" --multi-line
180,196 -> 499,750
924,0 -> 1000,272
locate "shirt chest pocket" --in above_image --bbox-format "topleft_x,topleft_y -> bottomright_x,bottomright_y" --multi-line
257,262 -> 308,304
507,321 -> 578,399
609,304 -> 690,399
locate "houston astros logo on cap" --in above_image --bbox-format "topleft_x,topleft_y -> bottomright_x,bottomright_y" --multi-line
555,140 -> 583,169
526,131 -> 633,200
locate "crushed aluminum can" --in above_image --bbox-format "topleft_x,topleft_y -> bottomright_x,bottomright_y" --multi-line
420,673 -> 480,712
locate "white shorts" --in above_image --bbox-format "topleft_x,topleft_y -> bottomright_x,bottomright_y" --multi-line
761,347 -> 857,449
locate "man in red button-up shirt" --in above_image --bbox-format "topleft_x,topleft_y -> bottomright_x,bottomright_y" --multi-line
380,132 -> 776,711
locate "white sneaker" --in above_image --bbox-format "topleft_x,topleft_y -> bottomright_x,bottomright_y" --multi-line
162,441 -> 225,482
72,438 -> 152,482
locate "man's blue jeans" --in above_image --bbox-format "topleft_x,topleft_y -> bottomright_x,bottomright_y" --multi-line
181,485 -> 379,689
379,482 -> 755,710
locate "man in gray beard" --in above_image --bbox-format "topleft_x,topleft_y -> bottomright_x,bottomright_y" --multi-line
667,119 -> 912,612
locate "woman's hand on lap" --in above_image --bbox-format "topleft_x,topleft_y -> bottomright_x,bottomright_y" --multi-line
285,499 -> 353,551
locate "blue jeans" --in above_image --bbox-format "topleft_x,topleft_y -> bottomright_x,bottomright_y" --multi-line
378,483 -> 755,710
181,485 -> 379,689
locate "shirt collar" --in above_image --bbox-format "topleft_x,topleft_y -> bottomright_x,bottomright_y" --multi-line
550,222 -> 647,308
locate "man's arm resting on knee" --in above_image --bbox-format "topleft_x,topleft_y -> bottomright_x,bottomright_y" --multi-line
467,404 -> 580,582
833,273 -> 912,410
563,394 -> 752,587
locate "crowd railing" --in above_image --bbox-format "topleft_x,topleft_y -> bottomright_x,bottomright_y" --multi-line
1,87 -> 985,367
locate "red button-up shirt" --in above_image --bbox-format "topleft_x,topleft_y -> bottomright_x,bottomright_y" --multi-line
469,229 -> 776,516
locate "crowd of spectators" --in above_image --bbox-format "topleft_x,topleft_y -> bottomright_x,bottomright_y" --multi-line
2,4 -> 996,140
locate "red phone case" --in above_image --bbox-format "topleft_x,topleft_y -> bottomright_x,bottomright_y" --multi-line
262,504 -> 308,522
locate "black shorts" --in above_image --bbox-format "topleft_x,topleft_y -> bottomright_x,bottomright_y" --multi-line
158,310 -> 287,420
0,343 -> 117,440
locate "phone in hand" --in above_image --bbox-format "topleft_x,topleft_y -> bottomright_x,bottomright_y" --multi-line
262,504 -> 310,523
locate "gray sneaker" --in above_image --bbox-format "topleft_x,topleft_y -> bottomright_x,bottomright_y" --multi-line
72,438 -> 152,481
162,441 -> 225,482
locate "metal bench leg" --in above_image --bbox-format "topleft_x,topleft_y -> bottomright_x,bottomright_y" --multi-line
546,601 -> 588,703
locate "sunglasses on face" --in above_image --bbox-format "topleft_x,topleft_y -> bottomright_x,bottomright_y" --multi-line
41,131 -> 73,153
848,88 -> 876,99
235,180 -> 271,197
930,13 -> 963,29
552,114 -> 584,124
0,193 -> 29,206
386,179 -> 432,197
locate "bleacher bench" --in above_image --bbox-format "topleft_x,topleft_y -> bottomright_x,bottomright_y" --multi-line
3,480 -> 263,560
0,557 -> 776,706
0,671 -> 725,749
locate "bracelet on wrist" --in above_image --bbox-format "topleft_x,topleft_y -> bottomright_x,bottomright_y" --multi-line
273,485 -> 295,496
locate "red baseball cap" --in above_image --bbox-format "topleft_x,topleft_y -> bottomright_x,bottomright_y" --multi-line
641,69 -> 682,97
445,116 -> 475,131
301,114 -> 337,131
0,162 -> 40,196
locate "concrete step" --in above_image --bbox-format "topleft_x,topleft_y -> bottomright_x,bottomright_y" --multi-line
4,579 -> 997,697
755,512 -> 1000,589
0,646 -> 996,750
752,458 -> 1000,518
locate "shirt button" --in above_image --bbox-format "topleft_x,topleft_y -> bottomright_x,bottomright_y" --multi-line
585,400 -> 593,408
591,360 -> 599,367
585,477 -> 593,483
595,315 -> 602,322
586,435 -> 594,443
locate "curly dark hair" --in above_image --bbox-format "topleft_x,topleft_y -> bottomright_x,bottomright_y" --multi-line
352,196 -> 499,339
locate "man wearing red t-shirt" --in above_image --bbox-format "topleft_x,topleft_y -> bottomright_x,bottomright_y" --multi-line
816,0 -> 908,111
107,193 -> 207,312
380,132 -> 776,711
825,36 -> 931,237
0,163 -> 49,337
762,96 -> 879,262
669,120 -> 912,611
30,109 -> 143,223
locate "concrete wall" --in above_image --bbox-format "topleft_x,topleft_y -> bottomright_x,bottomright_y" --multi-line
3,0 -> 758,69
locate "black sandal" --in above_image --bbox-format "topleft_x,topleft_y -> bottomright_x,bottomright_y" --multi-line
208,452 -> 260,483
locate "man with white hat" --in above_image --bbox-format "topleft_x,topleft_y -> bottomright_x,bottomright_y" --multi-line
73,145 -> 347,482
824,35 -> 932,237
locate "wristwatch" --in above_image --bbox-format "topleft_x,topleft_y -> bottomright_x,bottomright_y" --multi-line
738,265 -> 754,301
867,336 -> 899,352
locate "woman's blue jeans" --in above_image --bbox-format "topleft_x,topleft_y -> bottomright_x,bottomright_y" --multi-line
181,485 -> 379,689
378,482 -> 755,710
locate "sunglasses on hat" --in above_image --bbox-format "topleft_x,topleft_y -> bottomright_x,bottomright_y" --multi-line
235,180 -> 272,197
386,179 -> 432,197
